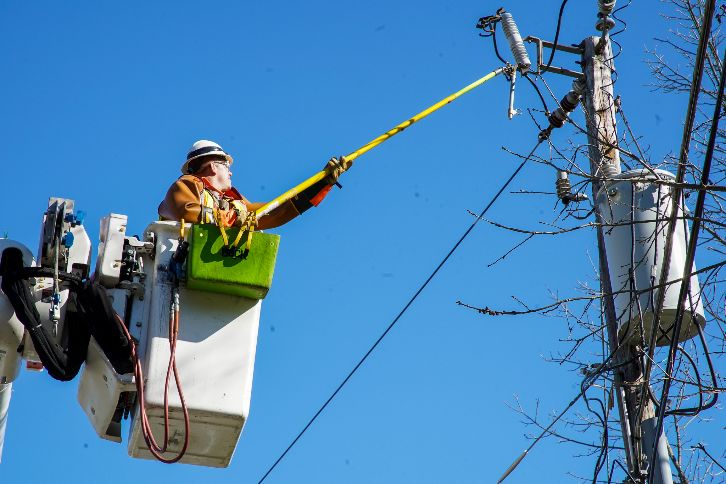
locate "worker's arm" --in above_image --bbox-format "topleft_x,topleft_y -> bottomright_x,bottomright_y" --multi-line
158,175 -> 206,223
245,200 -> 299,230
248,177 -> 335,230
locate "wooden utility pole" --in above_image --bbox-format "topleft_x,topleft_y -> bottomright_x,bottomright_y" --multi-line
581,34 -> 636,478
581,36 -> 673,484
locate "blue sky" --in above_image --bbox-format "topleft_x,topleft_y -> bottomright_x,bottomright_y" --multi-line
0,1 -> 721,483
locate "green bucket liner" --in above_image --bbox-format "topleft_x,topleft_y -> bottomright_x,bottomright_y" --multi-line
186,224 -> 280,299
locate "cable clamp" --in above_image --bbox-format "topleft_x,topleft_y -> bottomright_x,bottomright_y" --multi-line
538,126 -> 552,142
475,8 -> 504,37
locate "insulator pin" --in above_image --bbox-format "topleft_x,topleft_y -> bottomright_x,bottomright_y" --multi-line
556,171 -> 572,202
600,162 -> 620,178
555,170 -> 589,205
500,12 -> 531,73
598,0 -> 616,16
560,91 -> 580,112
539,79 -> 586,141
596,16 -> 616,32
547,91 -> 581,128
596,0 -> 617,31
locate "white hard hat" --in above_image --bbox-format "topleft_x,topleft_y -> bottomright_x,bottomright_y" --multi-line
181,140 -> 233,174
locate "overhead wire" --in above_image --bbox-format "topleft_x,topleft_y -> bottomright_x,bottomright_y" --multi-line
257,2 -> 715,482
647,6 -> 722,482
692,443 -> 726,473
257,139 -> 544,484
610,0 -> 631,38
543,0 -> 570,73
496,2 -> 720,480
498,344 -> 623,483
645,312 -> 722,417
523,74 -> 551,115
478,11 -> 550,115
490,21 -> 509,66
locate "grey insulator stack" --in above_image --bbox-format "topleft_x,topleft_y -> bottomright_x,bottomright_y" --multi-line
500,12 -> 531,73
539,79 -> 586,140
556,170 -> 588,205
598,0 -> 616,16
596,0 -> 616,31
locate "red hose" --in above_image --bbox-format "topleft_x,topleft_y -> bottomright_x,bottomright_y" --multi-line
115,291 -> 190,464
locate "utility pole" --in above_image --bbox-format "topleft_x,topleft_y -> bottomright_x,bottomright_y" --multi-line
581,36 -> 674,484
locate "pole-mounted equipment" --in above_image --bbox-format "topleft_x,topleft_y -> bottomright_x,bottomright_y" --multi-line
500,12 -> 531,73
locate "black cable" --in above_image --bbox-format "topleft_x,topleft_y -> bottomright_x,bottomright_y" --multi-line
18,266 -> 84,287
0,248 -> 89,381
648,23 -> 723,484
523,74 -> 550,115
543,0 -> 570,73
257,140 -> 543,484
692,443 -> 726,473
585,395 -> 608,482
610,38 -> 624,61
491,24 -> 508,66
638,0 -> 719,438
497,349 -> 619,483
476,9 -> 508,66
671,345 -> 704,415
610,0 -> 632,38
611,459 -> 638,483
693,306 -> 722,397
647,313 -> 721,417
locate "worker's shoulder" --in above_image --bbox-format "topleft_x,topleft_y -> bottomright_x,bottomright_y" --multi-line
172,174 -> 204,190
178,174 -> 203,184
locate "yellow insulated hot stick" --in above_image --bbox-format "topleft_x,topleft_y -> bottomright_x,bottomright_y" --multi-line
256,66 -> 505,218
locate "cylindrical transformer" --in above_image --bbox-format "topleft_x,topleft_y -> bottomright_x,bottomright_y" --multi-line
597,169 -> 705,346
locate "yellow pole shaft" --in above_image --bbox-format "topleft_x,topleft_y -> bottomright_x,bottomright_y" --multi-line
345,67 -> 504,162
256,67 -> 504,218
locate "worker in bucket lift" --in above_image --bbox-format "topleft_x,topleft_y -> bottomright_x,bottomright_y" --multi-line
158,140 -> 349,229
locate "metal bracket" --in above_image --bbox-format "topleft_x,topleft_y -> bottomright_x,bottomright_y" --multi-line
118,280 -> 145,298
125,235 -> 154,254
507,69 -> 519,119
524,36 -> 584,79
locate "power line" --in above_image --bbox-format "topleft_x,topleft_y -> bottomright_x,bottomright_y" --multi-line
497,351 -> 615,483
648,39 -> 725,484
637,0 -> 718,458
257,140 -> 543,483
543,0 -> 570,72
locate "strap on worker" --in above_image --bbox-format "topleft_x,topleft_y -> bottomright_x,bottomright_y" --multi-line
200,189 -> 216,224
236,212 -> 257,259
215,209 -> 257,259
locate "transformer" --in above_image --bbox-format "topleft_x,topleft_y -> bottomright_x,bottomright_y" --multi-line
597,169 -> 705,346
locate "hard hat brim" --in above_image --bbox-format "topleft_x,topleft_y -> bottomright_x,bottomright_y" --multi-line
180,152 -> 233,175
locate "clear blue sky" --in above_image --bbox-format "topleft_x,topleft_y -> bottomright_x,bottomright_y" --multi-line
0,1 -> 721,482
